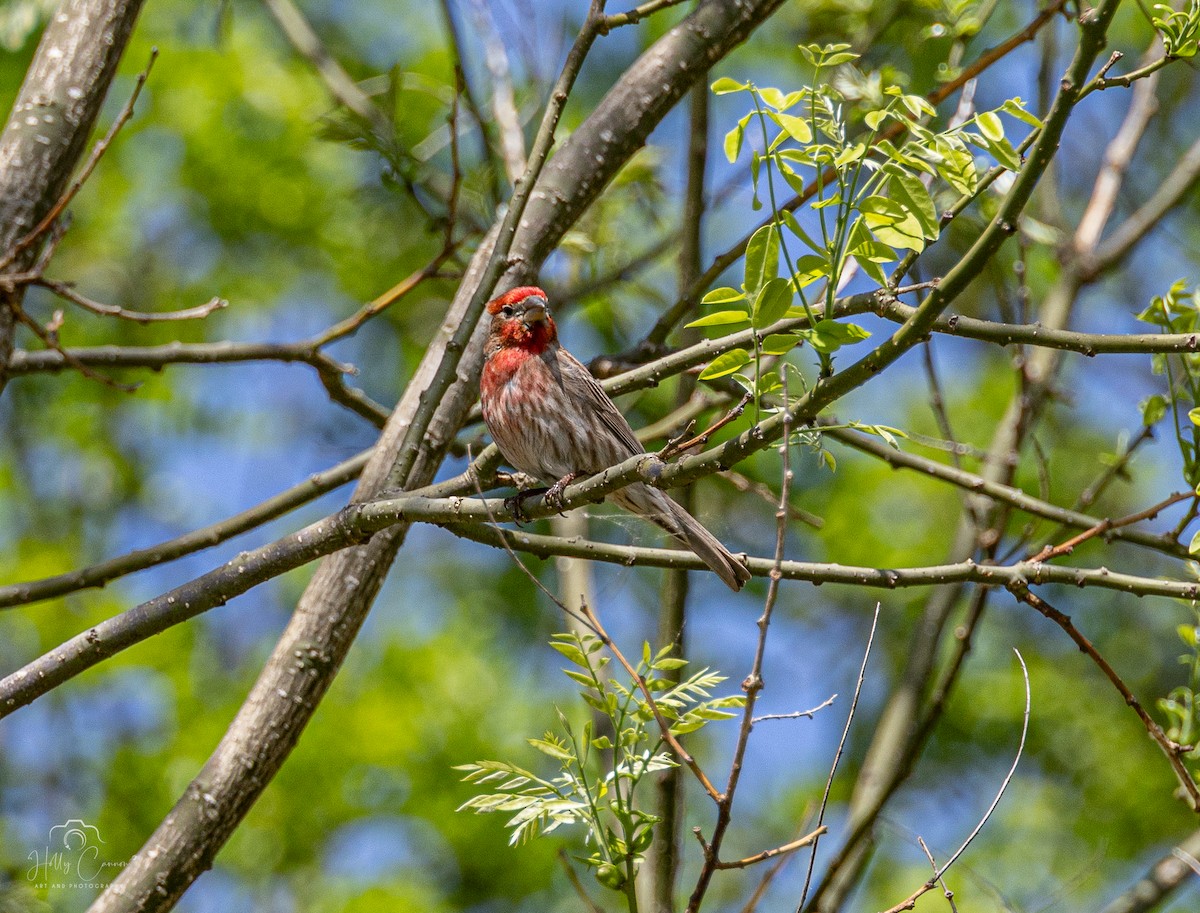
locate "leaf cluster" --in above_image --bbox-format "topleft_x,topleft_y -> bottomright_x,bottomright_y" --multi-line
456,632 -> 744,894
695,43 -> 1041,394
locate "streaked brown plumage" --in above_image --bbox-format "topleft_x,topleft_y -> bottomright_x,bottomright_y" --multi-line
479,286 -> 750,591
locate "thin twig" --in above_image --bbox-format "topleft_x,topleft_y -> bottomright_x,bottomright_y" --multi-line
715,828 -> 828,870
259,0 -> 386,129
33,279 -> 227,323
9,300 -> 136,391
916,837 -> 959,913
439,0 -> 504,206
579,601 -> 722,803
598,0 -> 691,32
721,469 -> 824,528
557,849 -> 608,913
737,814 -> 816,913
1027,490 -> 1193,562
1011,585 -> 1200,810
311,246 -> 460,346
797,603 -> 881,911
753,694 -> 837,724
878,648 -> 1030,913
687,383 -> 793,913
0,49 -> 158,274
658,392 -> 751,460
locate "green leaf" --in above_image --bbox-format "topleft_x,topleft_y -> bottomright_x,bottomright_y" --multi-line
888,171 -> 939,239
563,669 -> 596,688
724,122 -> 744,163
528,737 -> 574,762
550,640 -> 588,667
1190,529 -> 1200,556
759,86 -> 787,109
653,657 -> 689,671
779,160 -> 806,195
711,77 -> 747,95
761,333 -> 801,355
1137,395 -> 1166,427
752,277 -> 793,329
773,112 -> 812,143
792,254 -> 830,288
743,224 -> 779,294
699,348 -> 752,380
858,195 -> 907,224
933,135 -> 977,195
1000,98 -> 1043,128
807,320 -> 871,353
822,50 -> 860,67
899,93 -> 936,119
702,287 -> 746,306
1188,407 -> 1200,426
864,109 -> 890,131
976,111 -> 1004,142
685,309 -> 751,328
852,239 -> 900,264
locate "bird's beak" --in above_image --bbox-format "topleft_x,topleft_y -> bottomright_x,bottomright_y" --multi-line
521,302 -> 548,326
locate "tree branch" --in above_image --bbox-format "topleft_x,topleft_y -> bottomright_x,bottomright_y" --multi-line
0,0 -> 147,392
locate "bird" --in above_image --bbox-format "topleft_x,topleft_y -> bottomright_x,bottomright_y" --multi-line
479,286 -> 751,591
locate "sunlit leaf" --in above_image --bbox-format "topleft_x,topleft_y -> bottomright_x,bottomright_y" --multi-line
699,349 -> 752,380
752,277 -> 793,328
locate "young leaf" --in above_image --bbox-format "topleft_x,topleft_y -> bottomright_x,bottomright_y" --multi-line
752,277 -> 793,329
725,122 -> 744,163
699,348 -> 752,380
761,333 -> 801,355
759,86 -> 788,109
1000,98 -> 1043,128
781,210 -> 823,252
744,224 -> 779,294
528,738 -> 574,762
976,110 -> 1004,142
701,286 -> 746,305
773,111 -> 813,143
1141,394 -> 1168,426
888,171 -> 939,239
685,309 -> 751,329
932,134 -> 977,195
711,76 -> 747,95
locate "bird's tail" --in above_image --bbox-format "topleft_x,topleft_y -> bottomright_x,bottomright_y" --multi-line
612,484 -> 751,592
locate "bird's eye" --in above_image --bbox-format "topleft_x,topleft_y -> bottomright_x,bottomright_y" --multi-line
500,306 -> 514,317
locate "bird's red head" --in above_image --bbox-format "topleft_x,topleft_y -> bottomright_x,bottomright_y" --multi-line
485,286 -> 557,354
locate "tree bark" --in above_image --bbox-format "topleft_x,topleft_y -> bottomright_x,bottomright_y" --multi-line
0,0 -> 145,392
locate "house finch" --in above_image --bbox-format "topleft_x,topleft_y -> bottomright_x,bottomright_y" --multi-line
479,286 -> 751,591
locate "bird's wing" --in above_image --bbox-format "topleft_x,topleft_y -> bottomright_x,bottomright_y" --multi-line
558,348 -> 645,459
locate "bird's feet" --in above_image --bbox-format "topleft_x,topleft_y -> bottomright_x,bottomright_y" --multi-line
544,472 -> 585,514
504,487 -> 548,525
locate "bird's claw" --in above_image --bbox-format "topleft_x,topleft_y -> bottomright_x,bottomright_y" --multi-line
544,472 -> 584,515
504,488 -> 547,525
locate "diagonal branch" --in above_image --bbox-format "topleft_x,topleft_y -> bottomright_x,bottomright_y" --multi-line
0,0 -> 148,393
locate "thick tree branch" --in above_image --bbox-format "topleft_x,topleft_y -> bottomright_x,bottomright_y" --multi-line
0,0 -> 146,392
